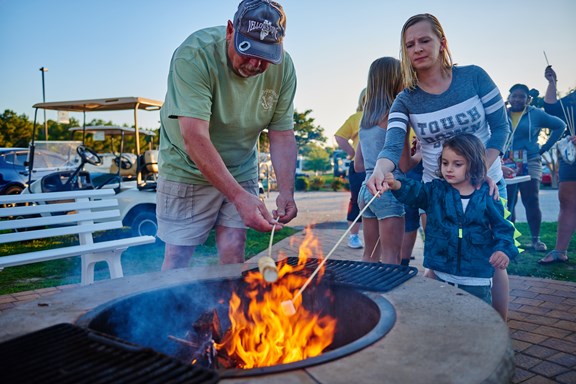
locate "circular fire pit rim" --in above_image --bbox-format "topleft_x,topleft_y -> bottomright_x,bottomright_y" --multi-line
76,277 -> 397,378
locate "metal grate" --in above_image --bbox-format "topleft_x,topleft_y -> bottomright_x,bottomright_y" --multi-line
0,323 -> 219,384
249,257 -> 418,292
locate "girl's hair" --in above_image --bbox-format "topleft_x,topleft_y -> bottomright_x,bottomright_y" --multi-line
357,88 -> 367,112
360,57 -> 402,129
436,133 -> 487,187
400,13 -> 453,90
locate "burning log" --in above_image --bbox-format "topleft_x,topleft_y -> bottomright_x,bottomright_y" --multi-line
168,308 -> 224,369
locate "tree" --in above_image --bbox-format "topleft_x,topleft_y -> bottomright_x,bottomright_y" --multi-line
293,109 -> 327,149
258,108 -> 328,154
303,143 -> 330,174
0,110 -> 34,148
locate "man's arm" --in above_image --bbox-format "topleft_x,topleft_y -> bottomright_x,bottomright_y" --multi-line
179,116 -> 277,231
268,129 -> 298,223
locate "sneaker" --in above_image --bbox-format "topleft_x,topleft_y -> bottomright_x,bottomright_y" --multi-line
532,240 -> 548,252
348,234 -> 363,249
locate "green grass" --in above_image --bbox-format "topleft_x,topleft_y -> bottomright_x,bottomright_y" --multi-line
507,222 -> 575,282
1,221 -> 573,295
0,226 -> 298,295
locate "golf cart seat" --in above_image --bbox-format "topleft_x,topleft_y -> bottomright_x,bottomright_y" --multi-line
137,150 -> 158,191
109,153 -> 138,178
141,150 -> 158,174
41,171 -> 94,192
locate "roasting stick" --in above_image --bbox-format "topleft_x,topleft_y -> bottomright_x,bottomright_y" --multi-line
258,219 -> 280,283
281,190 -> 382,316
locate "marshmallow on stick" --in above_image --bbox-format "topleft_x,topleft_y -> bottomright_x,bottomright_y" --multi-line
281,190 -> 381,316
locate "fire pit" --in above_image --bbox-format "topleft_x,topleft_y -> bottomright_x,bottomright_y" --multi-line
76,275 -> 396,378
0,263 -> 515,383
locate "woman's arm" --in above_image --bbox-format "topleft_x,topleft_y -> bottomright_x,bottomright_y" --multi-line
366,127 -> 406,195
538,110 -> 567,154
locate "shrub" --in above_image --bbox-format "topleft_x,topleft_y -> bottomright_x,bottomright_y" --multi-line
331,177 -> 345,191
309,176 -> 325,191
295,177 -> 309,191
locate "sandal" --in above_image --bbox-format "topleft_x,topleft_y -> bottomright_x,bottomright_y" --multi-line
538,250 -> 568,265
532,240 -> 548,252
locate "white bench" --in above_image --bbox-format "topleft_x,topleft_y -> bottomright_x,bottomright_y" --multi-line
0,189 -> 156,285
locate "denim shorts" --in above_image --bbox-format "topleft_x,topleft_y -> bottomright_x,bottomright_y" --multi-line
358,183 -> 404,220
559,157 -> 576,182
156,177 -> 258,246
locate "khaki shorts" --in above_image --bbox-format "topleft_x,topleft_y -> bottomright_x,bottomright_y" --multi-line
156,177 -> 258,246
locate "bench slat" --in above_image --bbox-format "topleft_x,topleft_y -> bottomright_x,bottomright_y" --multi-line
0,236 -> 156,268
0,189 -> 115,204
0,189 -> 155,286
0,221 -> 124,243
1,199 -> 118,218
0,209 -> 121,231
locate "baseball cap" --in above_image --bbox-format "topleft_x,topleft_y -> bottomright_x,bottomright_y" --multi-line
233,0 -> 286,65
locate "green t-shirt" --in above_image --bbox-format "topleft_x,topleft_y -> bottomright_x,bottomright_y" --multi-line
159,26 -> 297,184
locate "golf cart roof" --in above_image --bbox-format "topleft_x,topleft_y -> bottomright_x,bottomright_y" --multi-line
69,125 -> 156,137
32,97 -> 163,112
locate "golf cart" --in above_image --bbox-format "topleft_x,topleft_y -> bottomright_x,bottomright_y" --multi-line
23,97 -> 163,237
68,125 -> 158,185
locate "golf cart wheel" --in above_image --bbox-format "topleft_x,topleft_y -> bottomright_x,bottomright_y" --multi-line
2,184 -> 24,196
130,210 -> 158,237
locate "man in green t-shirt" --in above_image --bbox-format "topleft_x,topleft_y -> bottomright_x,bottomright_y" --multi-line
157,0 -> 298,270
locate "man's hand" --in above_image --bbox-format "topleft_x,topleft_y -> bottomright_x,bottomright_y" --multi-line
273,192 -> 298,224
234,191 -> 279,232
544,65 -> 557,84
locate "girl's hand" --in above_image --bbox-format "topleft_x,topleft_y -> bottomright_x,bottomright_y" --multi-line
384,173 -> 399,190
489,251 -> 509,270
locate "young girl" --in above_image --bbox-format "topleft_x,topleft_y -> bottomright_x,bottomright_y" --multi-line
354,57 -> 414,264
385,134 -> 519,305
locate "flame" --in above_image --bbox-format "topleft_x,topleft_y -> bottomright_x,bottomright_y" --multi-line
215,229 -> 337,369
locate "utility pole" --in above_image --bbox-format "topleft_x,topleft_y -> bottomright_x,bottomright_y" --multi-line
39,67 -> 48,139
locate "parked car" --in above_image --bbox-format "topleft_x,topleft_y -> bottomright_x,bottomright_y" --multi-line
0,147 -> 78,195
541,164 -> 552,186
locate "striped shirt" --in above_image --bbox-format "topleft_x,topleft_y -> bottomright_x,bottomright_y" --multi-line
378,65 -> 510,182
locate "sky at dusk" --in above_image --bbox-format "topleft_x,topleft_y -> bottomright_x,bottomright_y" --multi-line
1,0 -> 575,147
